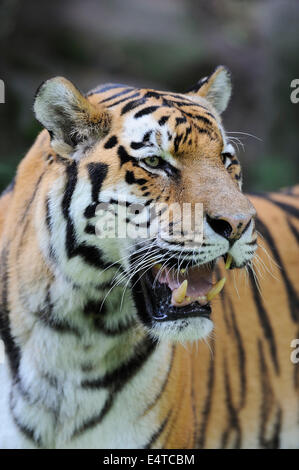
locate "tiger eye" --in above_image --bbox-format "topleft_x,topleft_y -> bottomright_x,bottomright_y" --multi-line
144,156 -> 160,168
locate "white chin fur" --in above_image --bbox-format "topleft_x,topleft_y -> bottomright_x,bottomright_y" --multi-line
149,316 -> 213,343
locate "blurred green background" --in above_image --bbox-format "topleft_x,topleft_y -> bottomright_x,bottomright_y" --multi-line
0,0 -> 298,193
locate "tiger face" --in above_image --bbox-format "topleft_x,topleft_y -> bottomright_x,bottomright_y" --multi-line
34,66 -> 257,342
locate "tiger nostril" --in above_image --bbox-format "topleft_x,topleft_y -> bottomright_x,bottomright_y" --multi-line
206,215 -> 233,240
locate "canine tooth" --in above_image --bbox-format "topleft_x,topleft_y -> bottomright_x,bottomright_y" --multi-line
225,254 -> 233,270
173,280 -> 188,304
206,277 -> 226,301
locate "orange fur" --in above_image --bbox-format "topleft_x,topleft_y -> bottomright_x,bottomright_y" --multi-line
152,191 -> 299,448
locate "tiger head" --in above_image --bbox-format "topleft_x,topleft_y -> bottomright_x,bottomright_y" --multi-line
34,66 -> 257,343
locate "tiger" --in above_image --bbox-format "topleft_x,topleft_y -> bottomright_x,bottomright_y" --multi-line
0,65 -> 298,449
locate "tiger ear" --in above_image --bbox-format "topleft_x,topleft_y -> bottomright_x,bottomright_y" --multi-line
185,66 -> 232,114
34,77 -> 111,154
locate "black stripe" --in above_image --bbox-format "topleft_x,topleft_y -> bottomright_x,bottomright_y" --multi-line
88,83 -> 127,95
61,161 -> 78,259
228,297 -> 247,409
131,141 -> 147,150
144,410 -> 172,449
266,196 -> 299,219
45,197 -> 59,264
87,162 -> 108,203
257,340 -> 282,448
104,135 -> 118,149
196,349 -> 215,448
100,87 -> 134,103
143,345 -> 175,414
256,216 -> 299,323
167,98 -> 213,114
174,133 -> 184,153
287,217 -> 299,244
10,390 -> 42,447
192,114 -> 214,127
168,101 -> 215,126
251,191 -> 299,217
45,197 -> 52,232
73,337 -> 157,439
83,299 -> 106,317
144,91 -> 161,99
182,126 -> 192,144
134,106 -> 159,119
190,350 -> 199,448
84,203 -> 97,219
20,172 -> 45,224
248,269 -> 280,374
11,413 -> 42,447
62,163 -> 110,267
61,162 -> 111,269
72,392 -> 114,438
81,336 -> 157,389
84,299 -> 134,335
193,123 -> 212,137
94,317 -> 136,336
121,97 -> 146,115
83,298 -> 136,335
0,248 -> 21,380
221,356 -> 242,449
125,170 -> 147,186
84,223 -> 96,235
117,145 -> 137,167
215,266 -> 231,333
62,161 -> 78,220
38,290 -> 81,337
158,115 -> 170,126
175,116 -> 187,126
107,91 -> 140,108
185,76 -> 208,94
38,313 -> 80,336
75,244 -> 112,269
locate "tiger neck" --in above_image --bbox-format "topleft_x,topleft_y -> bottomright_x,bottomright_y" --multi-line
7,268 -> 171,448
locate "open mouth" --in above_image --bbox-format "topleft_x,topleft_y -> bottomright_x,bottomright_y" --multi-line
131,253 -> 233,324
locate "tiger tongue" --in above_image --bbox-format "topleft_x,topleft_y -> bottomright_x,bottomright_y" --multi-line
155,265 -> 213,306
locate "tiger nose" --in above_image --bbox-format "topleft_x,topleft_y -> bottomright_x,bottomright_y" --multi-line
206,212 -> 255,241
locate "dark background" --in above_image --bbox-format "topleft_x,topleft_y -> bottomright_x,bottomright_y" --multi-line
0,0 -> 298,193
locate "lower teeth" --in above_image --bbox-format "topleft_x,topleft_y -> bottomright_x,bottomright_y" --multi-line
172,276 -> 227,306
206,277 -> 226,301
